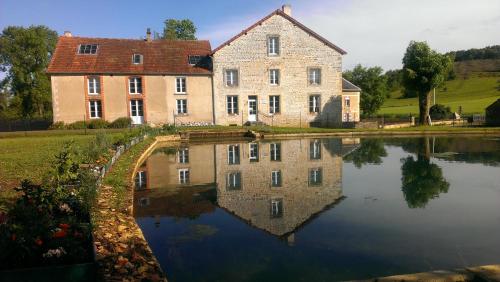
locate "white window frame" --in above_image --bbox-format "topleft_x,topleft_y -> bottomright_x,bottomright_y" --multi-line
271,170 -> 282,187
269,95 -> 280,114
268,36 -> 280,56
228,144 -> 240,165
225,69 -> 238,87
227,96 -> 239,115
176,99 -> 187,115
309,95 -> 321,113
310,140 -> 322,160
226,172 -> 242,190
129,77 -> 142,94
135,171 -> 147,189
87,77 -> 100,95
89,100 -> 101,119
270,143 -> 281,162
178,148 -> 189,164
78,44 -> 98,54
132,54 -> 143,64
309,168 -> 323,186
249,143 -> 259,162
178,168 -> 190,184
271,199 -> 283,218
175,77 -> 187,94
345,96 -> 351,108
269,69 -> 280,85
309,68 -> 321,85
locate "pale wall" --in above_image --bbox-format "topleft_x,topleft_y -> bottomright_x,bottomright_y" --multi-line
51,75 -> 86,123
213,14 -> 344,127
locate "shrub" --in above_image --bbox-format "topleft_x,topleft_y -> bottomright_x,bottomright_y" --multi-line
430,104 -> 452,120
66,121 -> 87,130
87,119 -> 109,129
109,117 -> 132,128
49,121 -> 65,130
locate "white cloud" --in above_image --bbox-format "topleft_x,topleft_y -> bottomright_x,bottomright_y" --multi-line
200,0 -> 500,71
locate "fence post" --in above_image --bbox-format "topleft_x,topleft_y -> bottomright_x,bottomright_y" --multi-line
83,115 -> 87,135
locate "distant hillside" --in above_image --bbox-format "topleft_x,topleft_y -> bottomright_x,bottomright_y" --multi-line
454,59 -> 500,77
446,45 -> 500,62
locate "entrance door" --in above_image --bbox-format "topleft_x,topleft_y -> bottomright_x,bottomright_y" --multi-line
130,99 -> 144,125
248,96 -> 257,122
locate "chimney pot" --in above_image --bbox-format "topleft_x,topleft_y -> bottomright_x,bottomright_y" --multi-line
282,4 -> 292,16
63,31 -> 72,37
146,28 -> 152,42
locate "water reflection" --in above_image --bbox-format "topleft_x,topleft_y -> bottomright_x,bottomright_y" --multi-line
134,138 -> 360,239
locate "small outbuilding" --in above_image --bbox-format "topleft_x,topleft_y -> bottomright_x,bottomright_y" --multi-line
485,99 -> 500,126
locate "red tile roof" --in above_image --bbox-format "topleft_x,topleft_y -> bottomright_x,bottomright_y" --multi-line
47,37 -> 212,75
212,9 -> 347,55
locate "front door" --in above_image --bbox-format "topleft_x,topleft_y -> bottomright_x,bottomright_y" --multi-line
248,96 -> 257,122
130,99 -> 144,125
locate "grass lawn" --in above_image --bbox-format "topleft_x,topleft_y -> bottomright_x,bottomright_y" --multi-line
378,75 -> 500,115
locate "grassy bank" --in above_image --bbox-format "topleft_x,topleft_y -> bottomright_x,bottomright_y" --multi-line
378,75 -> 500,115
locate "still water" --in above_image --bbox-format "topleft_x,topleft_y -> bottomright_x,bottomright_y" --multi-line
133,137 -> 500,281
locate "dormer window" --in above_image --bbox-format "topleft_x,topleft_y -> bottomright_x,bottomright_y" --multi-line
268,36 -> 280,56
188,55 -> 203,65
132,54 -> 143,64
78,44 -> 98,54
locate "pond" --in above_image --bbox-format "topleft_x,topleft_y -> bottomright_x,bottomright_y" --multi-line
133,136 -> 500,282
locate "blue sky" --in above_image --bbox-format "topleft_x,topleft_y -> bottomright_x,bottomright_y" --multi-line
1,0 -> 500,70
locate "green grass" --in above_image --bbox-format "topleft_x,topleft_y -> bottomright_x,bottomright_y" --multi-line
378,74 -> 500,115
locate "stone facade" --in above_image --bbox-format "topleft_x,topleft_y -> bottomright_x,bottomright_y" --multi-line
212,12 -> 348,127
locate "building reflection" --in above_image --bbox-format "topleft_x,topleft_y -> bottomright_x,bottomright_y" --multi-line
133,138 -> 359,239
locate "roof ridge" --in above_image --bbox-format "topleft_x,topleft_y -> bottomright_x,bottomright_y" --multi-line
60,36 -> 210,43
212,8 -> 346,55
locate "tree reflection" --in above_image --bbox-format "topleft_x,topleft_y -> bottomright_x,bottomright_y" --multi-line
400,138 -> 449,208
343,139 -> 387,168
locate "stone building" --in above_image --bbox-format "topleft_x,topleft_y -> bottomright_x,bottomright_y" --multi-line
47,5 -> 360,127
485,98 -> 500,126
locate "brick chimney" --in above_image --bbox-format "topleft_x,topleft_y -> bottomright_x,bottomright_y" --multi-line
146,28 -> 152,42
63,31 -> 72,37
282,4 -> 292,16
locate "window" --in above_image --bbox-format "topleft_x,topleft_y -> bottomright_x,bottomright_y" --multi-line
134,171 -> 147,189
228,145 -> 240,165
226,172 -> 242,190
89,100 -> 102,118
269,69 -> 280,85
308,68 -> 321,85
130,99 -> 144,117
270,199 -> 283,218
344,96 -> 351,108
310,140 -> 322,160
343,112 -> 352,122
270,143 -> 281,161
268,36 -> 280,56
269,95 -> 280,114
249,143 -> 259,162
188,55 -> 203,65
132,54 -> 143,64
271,170 -> 282,187
225,69 -> 239,87
176,99 -> 187,114
226,96 -> 239,114
178,168 -> 190,184
309,168 -> 323,186
138,197 -> 150,207
309,95 -> 321,113
176,77 -> 186,93
129,77 -> 142,94
178,148 -> 189,164
87,77 -> 100,95
78,44 -> 98,54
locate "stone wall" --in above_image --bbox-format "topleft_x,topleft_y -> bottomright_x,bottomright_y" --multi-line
212,14 -> 344,127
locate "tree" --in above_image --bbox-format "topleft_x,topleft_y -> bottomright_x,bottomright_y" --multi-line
162,19 -> 197,40
384,69 -> 403,92
343,65 -> 388,116
0,25 -> 58,118
402,41 -> 452,125
400,137 -> 449,208
343,139 -> 387,168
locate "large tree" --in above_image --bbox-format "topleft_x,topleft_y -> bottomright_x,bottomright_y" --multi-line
343,64 -> 388,116
402,41 -> 452,125
0,25 -> 58,118
343,138 -> 388,168
162,19 -> 197,40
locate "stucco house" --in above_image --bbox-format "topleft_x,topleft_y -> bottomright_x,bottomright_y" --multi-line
47,5 -> 360,127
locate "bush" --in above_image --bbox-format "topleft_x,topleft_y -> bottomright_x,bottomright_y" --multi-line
66,121 -> 87,130
49,121 -> 65,130
430,104 -> 452,120
87,119 -> 109,129
109,117 -> 132,128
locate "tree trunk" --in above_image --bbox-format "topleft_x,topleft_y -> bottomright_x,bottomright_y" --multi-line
418,91 -> 432,125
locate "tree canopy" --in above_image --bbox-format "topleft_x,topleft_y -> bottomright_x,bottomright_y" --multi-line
343,64 -> 388,116
0,25 -> 58,118
343,139 -> 387,168
162,19 -> 197,40
447,45 -> 500,62
402,41 -> 452,125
